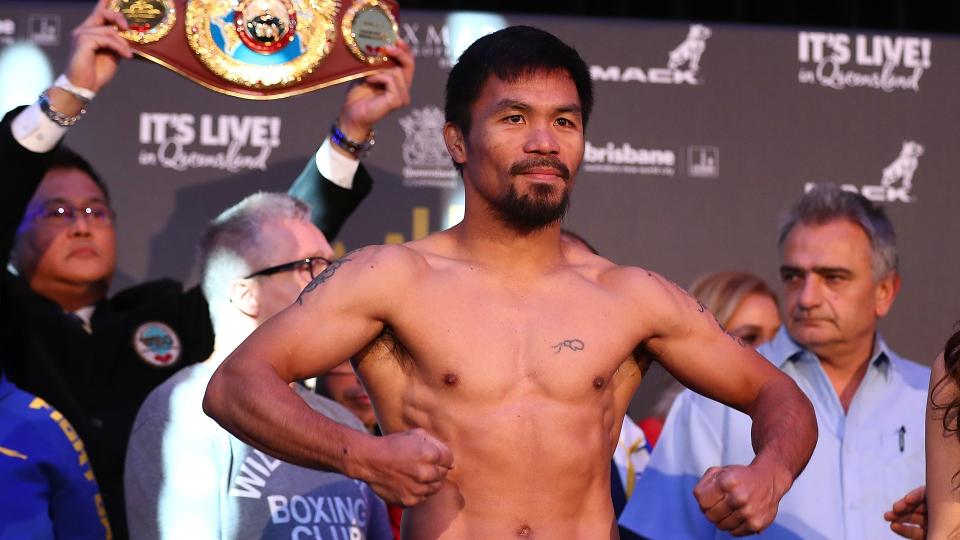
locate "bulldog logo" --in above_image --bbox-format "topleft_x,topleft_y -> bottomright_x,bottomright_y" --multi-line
881,141 -> 924,191
668,24 -> 712,73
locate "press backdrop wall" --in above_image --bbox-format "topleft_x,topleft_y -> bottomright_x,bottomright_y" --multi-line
2,2 -> 958,418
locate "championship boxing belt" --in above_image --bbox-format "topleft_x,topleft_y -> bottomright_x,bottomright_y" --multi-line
111,0 -> 399,99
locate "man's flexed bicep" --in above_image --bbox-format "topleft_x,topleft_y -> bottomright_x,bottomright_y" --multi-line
203,247 -> 393,456
635,271 -> 782,413
625,270 -> 817,536
203,245 -> 453,506
204,244 -> 412,426
262,245 -> 407,382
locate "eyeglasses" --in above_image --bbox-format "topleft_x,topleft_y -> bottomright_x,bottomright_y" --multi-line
244,256 -> 331,280
31,202 -> 115,227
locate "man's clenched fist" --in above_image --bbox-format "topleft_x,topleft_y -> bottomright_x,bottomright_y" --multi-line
355,428 -> 453,507
693,464 -> 790,536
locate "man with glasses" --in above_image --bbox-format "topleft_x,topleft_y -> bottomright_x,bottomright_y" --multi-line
0,3 -> 414,536
124,192 -> 392,540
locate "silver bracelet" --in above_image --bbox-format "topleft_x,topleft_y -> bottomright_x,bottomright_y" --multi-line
38,90 -> 85,127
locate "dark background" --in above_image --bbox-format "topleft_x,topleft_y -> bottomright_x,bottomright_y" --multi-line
28,0 -> 960,33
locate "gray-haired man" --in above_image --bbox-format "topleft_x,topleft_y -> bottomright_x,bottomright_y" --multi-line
124,193 -> 392,540
621,184 -> 929,539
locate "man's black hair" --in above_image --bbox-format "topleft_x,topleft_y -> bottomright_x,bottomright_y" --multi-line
48,145 -> 110,203
444,26 -> 594,172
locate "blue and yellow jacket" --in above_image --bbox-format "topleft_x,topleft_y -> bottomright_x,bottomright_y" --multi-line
0,375 -> 111,539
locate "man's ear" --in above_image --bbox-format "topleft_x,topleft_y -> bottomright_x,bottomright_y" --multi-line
443,122 -> 466,168
874,271 -> 901,318
229,278 -> 259,318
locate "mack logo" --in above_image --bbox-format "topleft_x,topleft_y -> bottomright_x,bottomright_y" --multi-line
804,140 -> 924,203
589,65 -> 699,85
591,24 -> 711,86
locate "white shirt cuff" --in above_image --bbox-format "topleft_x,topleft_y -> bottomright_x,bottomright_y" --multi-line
315,137 -> 360,190
11,102 -> 68,153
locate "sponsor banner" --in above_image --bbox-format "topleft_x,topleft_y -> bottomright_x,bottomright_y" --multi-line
584,142 -> 722,179
400,21 -> 452,67
805,140 -> 923,203
398,105 -> 458,189
137,112 -> 281,172
583,141 -> 676,177
591,24 -> 711,85
27,14 -> 60,46
687,146 -> 719,178
797,31 -> 932,92
400,18 -> 502,68
3,5 -> 957,415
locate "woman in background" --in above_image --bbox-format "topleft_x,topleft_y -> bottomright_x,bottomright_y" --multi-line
927,328 -> 960,538
689,270 -> 782,348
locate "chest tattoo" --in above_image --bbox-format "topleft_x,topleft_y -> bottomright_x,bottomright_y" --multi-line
552,339 -> 585,354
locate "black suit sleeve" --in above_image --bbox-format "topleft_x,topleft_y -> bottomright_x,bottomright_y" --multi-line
0,106 -> 56,267
286,155 -> 373,242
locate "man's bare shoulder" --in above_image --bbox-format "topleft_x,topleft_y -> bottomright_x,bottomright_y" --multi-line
295,243 -> 429,308
351,242 -> 431,270
593,264 -> 709,339
596,264 -> 693,306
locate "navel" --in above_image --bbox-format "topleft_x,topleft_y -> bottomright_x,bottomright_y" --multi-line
443,373 -> 459,386
517,525 -> 531,537
592,376 -> 605,389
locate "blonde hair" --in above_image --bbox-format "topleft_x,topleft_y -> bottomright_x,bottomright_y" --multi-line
651,271 -> 778,418
688,271 -> 778,328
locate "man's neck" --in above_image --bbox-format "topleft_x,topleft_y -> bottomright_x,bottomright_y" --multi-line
451,214 -> 565,276
207,322 -> 257,368
810,332 -> 878,412
29,276 -> 107,312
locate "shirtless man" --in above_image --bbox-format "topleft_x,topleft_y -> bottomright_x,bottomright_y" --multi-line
204,26 -> 818,539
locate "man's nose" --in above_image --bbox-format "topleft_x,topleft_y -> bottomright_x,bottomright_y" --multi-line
797,277 -> 822,309
523,123 -> 560,154
68,213 -> 93,236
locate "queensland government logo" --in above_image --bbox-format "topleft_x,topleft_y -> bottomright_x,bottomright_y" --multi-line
797,32 -> 931,92
137,112 -> 280,172
399,106 -> 457,189
805,140 -> 923,203
590,24 -> 711,85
